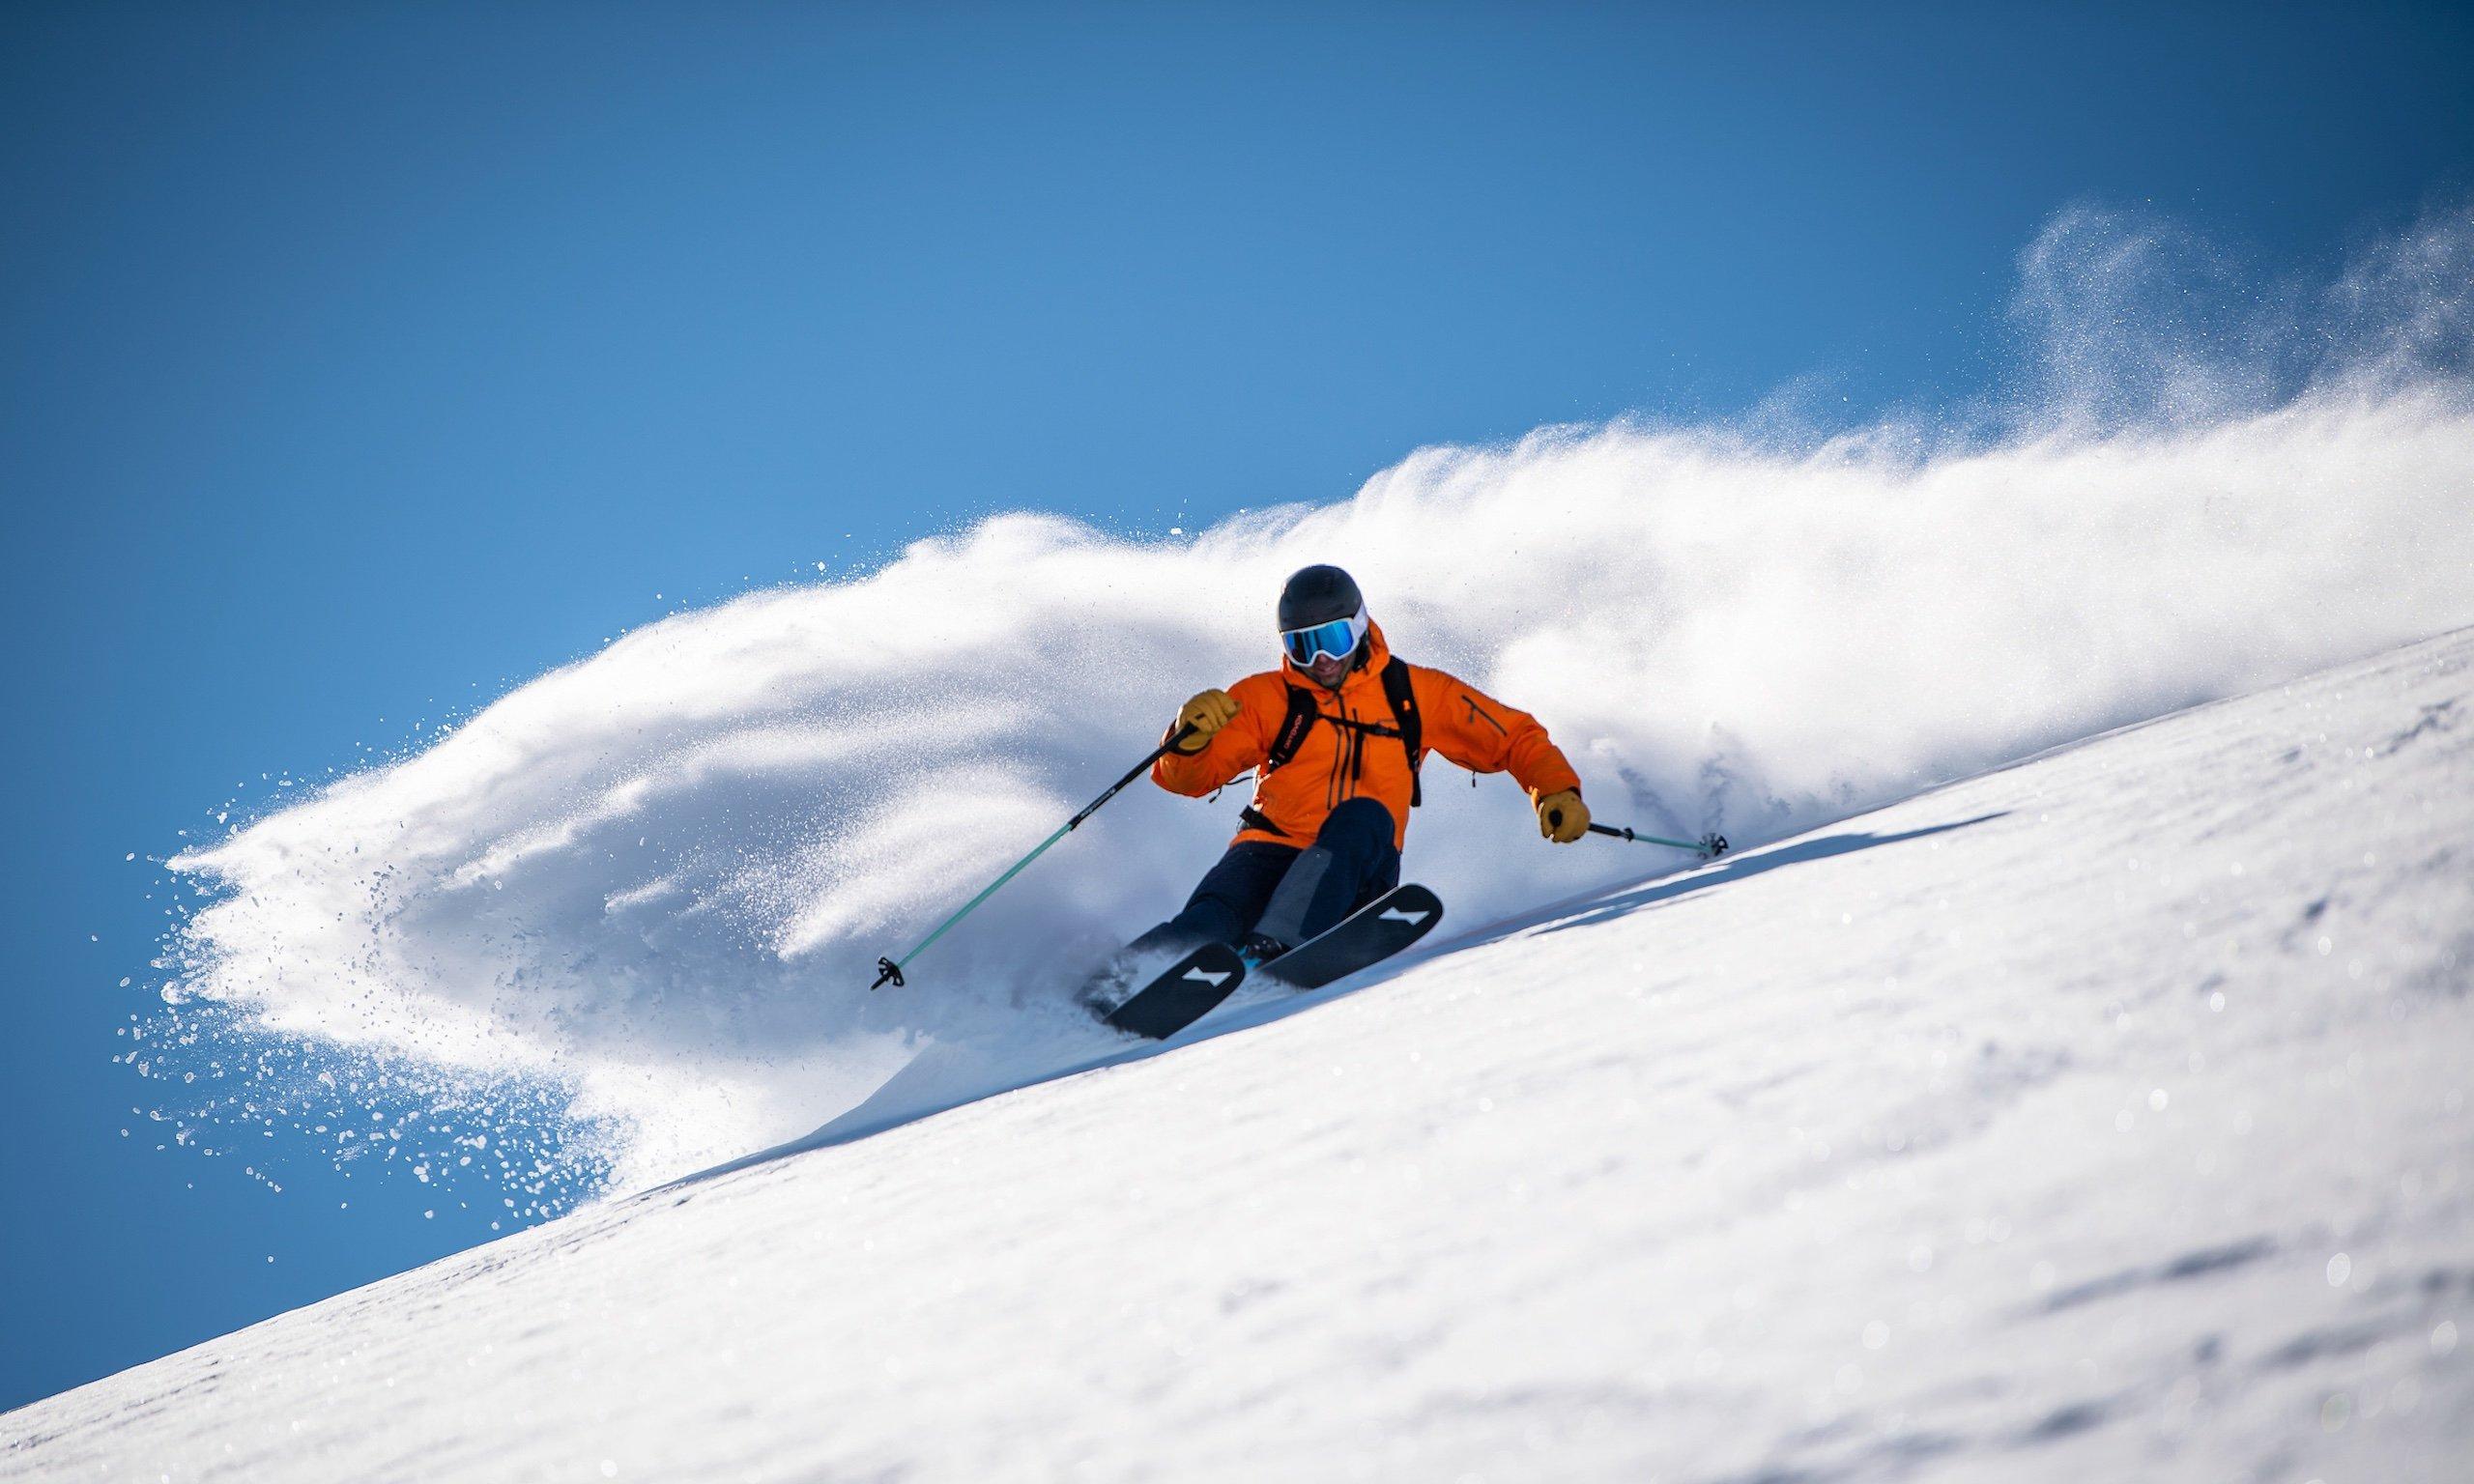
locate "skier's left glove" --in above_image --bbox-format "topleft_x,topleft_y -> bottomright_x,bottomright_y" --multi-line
1534,787 -> 1589,843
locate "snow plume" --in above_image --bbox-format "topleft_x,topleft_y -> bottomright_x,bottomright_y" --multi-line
2008,202 -> 2473,428
158,205 -> 2474,1195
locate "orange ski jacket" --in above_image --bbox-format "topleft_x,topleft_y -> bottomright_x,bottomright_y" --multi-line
1152,622 -> 1582,850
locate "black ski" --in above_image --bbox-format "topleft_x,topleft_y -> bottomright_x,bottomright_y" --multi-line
1099,942 -> 1249,1040
1256,883 -> 1445,989
1096,885 -> 1443,1040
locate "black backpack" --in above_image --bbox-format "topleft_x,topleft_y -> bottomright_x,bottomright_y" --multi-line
1237,657 -> 1424,838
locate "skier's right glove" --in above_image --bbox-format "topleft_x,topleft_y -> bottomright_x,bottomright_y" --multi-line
1170,689 -> 1241,753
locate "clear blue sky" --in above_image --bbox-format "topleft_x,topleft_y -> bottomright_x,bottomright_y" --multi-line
2,0 -> 2466,1413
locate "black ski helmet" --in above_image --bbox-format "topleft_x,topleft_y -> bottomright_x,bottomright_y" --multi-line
1277,564 -> 1365,633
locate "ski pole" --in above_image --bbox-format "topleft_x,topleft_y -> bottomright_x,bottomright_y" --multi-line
1587,821 -> 1729,859
869,723 -> 1197,990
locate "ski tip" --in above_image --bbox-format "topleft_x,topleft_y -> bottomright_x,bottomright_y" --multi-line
1093,942 -> 1249,1039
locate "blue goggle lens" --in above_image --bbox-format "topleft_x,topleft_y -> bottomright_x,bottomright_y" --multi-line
1280,615 -> 1360,665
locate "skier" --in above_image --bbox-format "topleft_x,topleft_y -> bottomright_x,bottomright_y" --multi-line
1119,563 -> 1590,971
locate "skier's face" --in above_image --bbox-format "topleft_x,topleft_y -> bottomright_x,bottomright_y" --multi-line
1301,651 -> 1351,689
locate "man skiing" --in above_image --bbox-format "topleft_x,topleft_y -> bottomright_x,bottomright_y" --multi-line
1120,563 -> 1590,970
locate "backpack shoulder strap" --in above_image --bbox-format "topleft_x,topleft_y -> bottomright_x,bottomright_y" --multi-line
1261,665 -> 1422,806
1265,683 -> 1320,768
1381,657 -> 1424,806
1243,684 -> 1325,838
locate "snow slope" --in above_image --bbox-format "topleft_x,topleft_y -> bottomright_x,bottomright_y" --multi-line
15,626 -> 2471,1479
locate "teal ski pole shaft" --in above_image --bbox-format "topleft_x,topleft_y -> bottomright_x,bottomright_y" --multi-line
869,724 -> 1196,989
1587,821 -> 1729,858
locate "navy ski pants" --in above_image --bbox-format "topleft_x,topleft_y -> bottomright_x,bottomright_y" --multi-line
1129,798 -> 1401,957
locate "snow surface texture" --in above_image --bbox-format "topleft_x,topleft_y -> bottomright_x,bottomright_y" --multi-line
150,207 -> 2474,1194
18,626 -> 2470,1481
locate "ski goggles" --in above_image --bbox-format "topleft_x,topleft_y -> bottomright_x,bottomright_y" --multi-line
1280,605 -> 1369,667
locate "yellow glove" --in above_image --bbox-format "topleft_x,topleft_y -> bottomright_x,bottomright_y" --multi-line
1535,787 -> 1589,843
1171,689 -> 1240,753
